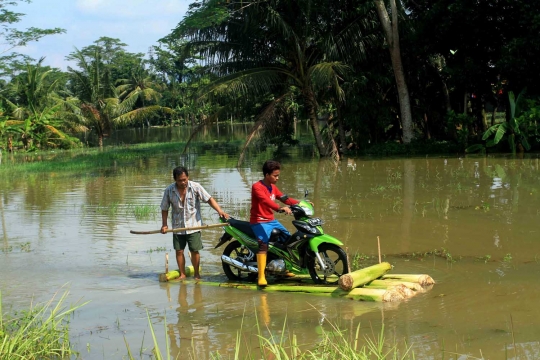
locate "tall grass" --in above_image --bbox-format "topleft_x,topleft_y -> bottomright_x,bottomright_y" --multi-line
0,289 -> 88,359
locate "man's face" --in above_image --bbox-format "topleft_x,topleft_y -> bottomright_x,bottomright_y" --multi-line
264,170 -> 280,185
175,173 -> 189,189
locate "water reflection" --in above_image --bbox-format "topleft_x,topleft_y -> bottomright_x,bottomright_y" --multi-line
2,129 -> 540,358
166,283 -> 210,360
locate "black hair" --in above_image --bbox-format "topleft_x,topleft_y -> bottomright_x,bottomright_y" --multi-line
262,160 -> 281,176
173,166 -> 189,180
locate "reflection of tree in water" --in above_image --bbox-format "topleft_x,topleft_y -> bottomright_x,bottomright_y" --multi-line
1,196 -> 8,248
401,159 -> 415,253
167,283 -> 209,360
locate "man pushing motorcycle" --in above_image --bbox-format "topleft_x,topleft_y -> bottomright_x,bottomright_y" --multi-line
250,160 -> 300,286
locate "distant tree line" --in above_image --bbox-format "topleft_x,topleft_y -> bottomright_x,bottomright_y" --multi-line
2,0 -> 540,158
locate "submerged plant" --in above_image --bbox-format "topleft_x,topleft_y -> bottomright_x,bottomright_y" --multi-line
128,203 -> 158,221
476,255 -> 492,263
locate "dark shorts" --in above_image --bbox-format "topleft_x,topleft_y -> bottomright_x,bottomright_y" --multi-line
173,232 -> 203,252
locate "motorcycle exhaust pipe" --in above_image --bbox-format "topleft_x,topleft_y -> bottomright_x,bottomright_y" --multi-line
221,255 -> 258,273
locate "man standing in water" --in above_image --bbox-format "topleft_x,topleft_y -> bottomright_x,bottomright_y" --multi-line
251,160 -> 299,286
161,166 -> 228,279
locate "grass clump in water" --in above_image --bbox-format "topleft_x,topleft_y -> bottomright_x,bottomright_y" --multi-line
128,203 -> 158,221
0,289 -> 87,359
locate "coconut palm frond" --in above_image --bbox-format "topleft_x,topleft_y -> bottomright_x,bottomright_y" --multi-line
44,125 -> 66,138
309,62 -> 350,102
113,106 -> 170,127
198,67 -> 289,101
236,93 -> 290,167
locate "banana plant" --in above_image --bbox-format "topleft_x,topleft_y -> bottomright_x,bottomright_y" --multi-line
481,90 -> 530,154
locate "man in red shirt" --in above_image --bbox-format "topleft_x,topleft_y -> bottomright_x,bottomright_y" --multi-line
250,160 -> 299,286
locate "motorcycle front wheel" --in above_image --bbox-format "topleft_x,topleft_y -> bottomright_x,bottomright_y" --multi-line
308,243 -> 349,284
222,240 -> 257,282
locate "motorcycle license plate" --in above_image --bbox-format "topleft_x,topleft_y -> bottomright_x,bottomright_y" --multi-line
307,218 -> 324,226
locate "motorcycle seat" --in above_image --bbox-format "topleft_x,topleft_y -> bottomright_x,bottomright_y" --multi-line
227,218 -> 256,238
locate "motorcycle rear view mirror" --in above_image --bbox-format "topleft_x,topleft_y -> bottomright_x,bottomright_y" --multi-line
304,189 -> 309,198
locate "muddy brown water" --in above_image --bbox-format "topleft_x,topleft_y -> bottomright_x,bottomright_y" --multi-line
2,126 -> 540,359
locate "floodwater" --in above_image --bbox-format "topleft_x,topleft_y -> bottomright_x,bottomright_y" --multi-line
2,124 -> 540,359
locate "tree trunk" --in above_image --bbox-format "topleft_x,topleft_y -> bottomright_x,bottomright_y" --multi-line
442,79 -> 452,113
98,135 -> 103,148
423,113 -> 431,139
374,0 -> 414,143
337,105 -> 348,153
303,87 -> 339,159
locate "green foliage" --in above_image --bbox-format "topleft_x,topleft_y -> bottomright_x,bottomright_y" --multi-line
0,289 -> 87,359
445,110 -> 475,150
476,255 -> 491,263
481,91 -> 532,154
0,0 -> 64,56
0,59 -> 81,150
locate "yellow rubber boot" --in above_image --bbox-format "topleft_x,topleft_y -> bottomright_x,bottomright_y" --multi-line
257,253 -> 268,287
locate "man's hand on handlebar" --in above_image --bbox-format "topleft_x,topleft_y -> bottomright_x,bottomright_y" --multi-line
279,206 -> 292,215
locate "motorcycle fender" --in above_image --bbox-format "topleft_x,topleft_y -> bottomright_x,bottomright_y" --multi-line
308,234 -> 344,253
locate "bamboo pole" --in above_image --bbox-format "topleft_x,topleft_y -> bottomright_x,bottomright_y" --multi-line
338,262 -> 392,291
380,274 -> 435,286
165,253 -> 169,274
131,223 -> 228,235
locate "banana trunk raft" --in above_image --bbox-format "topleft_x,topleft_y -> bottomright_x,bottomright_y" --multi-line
159,262 -> 435,302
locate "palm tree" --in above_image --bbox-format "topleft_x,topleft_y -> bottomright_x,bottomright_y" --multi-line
116,60 -> 162,127
1,59 -> 79,150
66,49 -> 171,147
173,0 -> 371,163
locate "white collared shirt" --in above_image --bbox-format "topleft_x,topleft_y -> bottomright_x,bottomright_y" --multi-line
160,180 -> 211,234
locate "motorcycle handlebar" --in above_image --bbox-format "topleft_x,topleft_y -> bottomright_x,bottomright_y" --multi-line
277,206 -> 293,214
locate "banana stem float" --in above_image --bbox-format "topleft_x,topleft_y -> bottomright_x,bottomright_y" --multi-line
338,262 -> 392,291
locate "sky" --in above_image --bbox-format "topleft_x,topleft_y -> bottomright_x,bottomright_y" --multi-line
10,0 -> 190,70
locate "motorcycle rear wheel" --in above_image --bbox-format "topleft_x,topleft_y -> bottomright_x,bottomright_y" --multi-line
222,240 -> 257,282
308,243 -> 349,284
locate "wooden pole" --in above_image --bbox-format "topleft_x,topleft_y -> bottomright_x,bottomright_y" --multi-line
130,222 -> 228,235
165,253 -> 169,274
377,236 -> 381,264
345,247 -> 351,273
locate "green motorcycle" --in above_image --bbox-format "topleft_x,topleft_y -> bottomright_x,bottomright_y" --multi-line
215,196 -> 349,284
